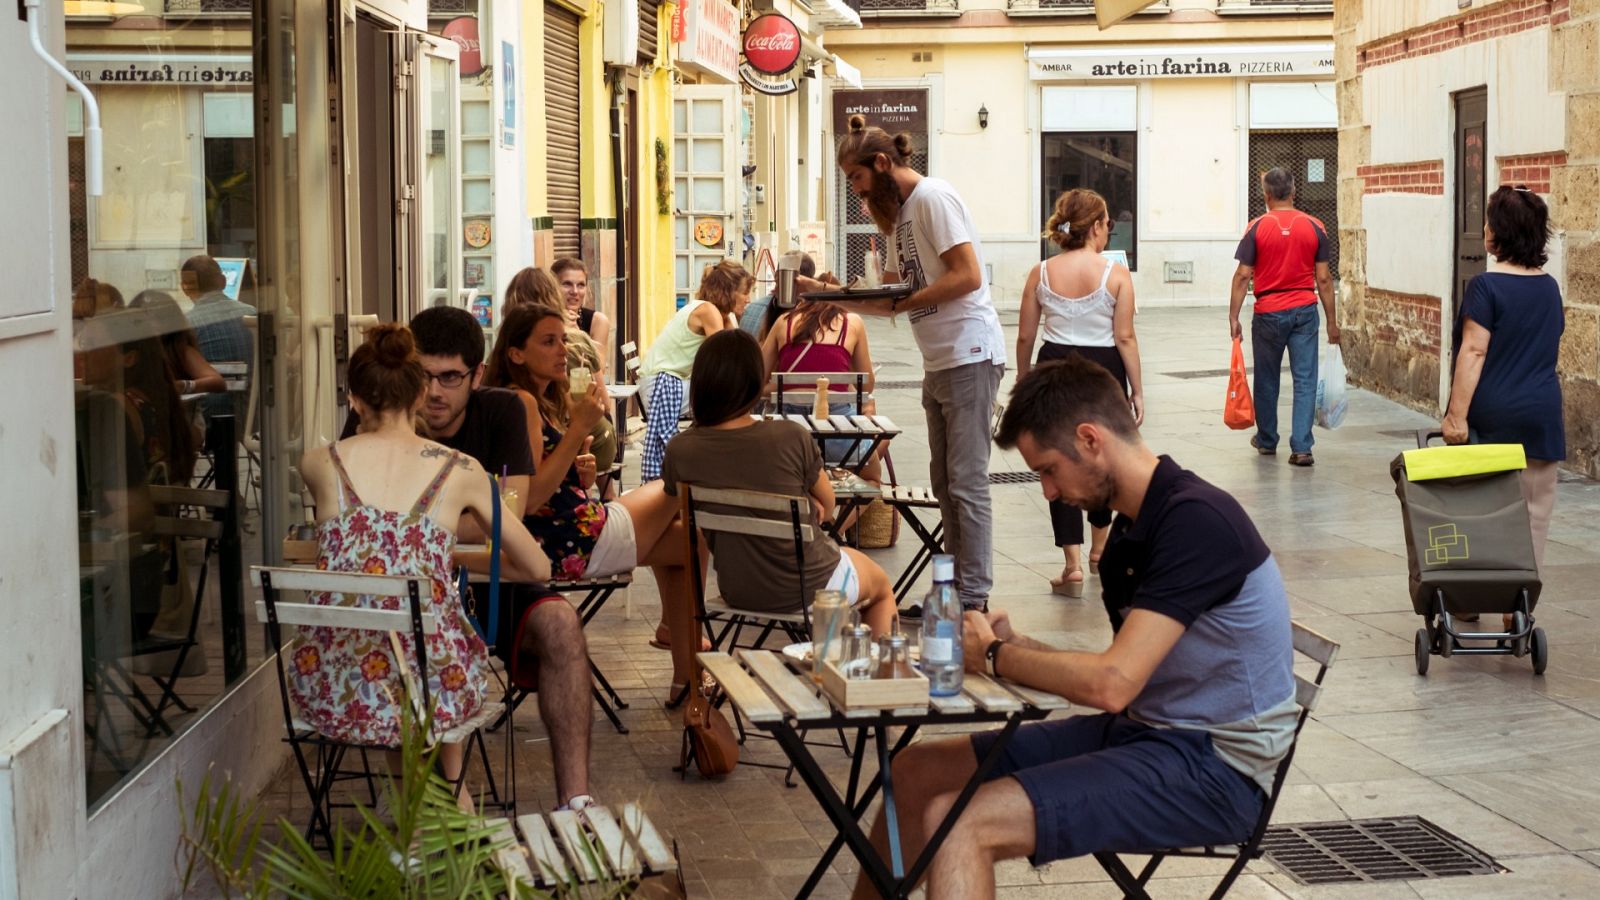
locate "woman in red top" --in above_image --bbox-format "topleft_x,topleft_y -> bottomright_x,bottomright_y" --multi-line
761,300 -> 882,482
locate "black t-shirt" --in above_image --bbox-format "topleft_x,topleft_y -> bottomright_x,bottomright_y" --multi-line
339,387 -> 535,477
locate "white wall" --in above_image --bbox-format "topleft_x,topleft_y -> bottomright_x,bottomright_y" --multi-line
0,4 -> 90,897
1361,27 -> 1568,304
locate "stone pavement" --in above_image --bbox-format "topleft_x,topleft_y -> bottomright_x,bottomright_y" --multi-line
251,305 -> 1600,898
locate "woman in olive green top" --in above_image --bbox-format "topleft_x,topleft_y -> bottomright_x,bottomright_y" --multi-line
661,329 -> 897,636
637,260 -> 753,480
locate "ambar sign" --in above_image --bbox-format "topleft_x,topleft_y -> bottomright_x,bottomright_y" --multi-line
742,13 -> 800,76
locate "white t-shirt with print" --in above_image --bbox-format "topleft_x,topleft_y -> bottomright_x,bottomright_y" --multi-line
888,176 -> 1007,372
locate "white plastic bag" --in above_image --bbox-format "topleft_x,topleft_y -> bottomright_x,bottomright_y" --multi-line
1316,344 -> 1348,429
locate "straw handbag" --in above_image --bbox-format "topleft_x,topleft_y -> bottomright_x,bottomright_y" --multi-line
855,451 -> 899,549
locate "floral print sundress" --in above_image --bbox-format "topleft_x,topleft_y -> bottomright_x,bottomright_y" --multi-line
288,443 -> 490,747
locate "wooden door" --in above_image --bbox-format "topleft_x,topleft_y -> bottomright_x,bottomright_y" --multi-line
1453,88 -> 1489,313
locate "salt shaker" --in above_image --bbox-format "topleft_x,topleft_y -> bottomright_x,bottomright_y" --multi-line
842,624 -> 874,680
874,633 -> 916,680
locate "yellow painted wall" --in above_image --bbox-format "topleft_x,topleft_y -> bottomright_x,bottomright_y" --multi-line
1145,80 -> 1239,234
636,62 -> 677,349
524,2 -> 548,217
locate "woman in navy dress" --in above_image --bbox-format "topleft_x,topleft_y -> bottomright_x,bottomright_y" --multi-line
1442,185 -> 1564,573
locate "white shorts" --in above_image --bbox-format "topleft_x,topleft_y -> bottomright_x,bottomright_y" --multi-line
824,550 -> 862,606
582,501 -> 637,578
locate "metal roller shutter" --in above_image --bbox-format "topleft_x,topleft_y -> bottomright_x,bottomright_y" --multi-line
546,5 -> 582,260
638,0 -> 658,65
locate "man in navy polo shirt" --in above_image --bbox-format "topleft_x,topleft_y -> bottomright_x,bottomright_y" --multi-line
852,355 -> 1296,900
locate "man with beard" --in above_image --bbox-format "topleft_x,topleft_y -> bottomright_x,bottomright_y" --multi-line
851,355 -> 1296,899
818,114 -> 1006,612
341,306 -> 598,812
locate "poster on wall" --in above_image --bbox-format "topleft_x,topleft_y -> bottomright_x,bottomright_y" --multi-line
500,41 -> 516,148
215,258 -> 249,300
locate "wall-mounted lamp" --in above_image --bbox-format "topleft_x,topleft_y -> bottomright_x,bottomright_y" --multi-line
978,104 -> 989,130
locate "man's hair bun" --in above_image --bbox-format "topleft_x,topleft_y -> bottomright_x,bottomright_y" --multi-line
369,323 -> 417,368
848,114 -> 868,133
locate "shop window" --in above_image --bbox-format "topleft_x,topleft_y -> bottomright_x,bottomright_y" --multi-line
1041,131 -> 1138,270
65,7 -> 267,811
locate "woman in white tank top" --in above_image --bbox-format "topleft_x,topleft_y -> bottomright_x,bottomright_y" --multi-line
1016,188 -> 1144,597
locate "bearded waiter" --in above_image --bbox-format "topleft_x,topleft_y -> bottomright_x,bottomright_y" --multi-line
808,114 -> 1007,612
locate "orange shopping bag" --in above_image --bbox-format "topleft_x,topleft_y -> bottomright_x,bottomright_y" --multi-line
1224,337 -> 1255,430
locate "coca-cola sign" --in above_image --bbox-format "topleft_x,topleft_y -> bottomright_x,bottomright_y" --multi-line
441,17 -> 483,77
742,13 -> 801,76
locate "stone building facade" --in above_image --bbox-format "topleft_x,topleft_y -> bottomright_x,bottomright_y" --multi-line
1334,0 -> 1600,475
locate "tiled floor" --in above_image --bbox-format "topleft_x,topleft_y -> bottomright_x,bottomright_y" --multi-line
251,306 -> 1600,897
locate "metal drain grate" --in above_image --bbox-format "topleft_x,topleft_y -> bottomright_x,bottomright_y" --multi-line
988,471 -> 1041,485
1262,817 -> 1502,885
1162,368 -> 1252,380
873,380 -> 926,391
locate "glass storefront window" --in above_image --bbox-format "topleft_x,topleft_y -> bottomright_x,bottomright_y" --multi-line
1041,131 -> 1138,269
65,2 -> 267,809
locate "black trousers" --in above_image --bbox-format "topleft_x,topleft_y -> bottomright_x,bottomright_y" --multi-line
1037,342 -> 1126,548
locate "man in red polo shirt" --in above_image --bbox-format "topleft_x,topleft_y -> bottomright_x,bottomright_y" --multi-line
1228,167 -> 1340,467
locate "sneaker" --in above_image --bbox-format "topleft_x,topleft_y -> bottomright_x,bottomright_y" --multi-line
1250,436 -> 1275,456
1288,452 -> 1315,467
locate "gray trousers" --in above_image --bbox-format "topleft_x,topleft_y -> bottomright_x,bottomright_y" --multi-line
922,361 -> 1004,608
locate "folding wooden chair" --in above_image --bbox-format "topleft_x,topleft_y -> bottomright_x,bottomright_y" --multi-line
1092,621 -> 1341,899
252,565 -> 509,849
125,484 -> 231,727
680,484 -> 850,778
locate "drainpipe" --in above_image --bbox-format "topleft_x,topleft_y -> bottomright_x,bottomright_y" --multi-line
609,67 -> 628,371
24,0 -> 102,196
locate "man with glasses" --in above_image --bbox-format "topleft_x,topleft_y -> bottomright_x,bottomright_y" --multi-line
341,306 -> 598,812
1228,167 -> 1340,468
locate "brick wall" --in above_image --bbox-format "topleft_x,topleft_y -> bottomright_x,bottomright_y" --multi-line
1366,289 -> 1443,358
1357,0 -> 1571,71
1497,151 -> 1569,193
1356,160 -> 1445,195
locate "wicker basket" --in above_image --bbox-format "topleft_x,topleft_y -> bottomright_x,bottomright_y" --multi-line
855,497 -> 899,549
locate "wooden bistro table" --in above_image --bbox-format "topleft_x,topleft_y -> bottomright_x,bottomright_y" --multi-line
755,412 -> 900,478
696,648 -> 1068,899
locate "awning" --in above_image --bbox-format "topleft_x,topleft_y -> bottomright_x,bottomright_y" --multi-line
827,53 -> 862,89
811,0 -> 862,30
1095,0 -> 1162,28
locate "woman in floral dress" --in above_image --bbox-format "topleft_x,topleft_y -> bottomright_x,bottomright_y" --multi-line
296,324 -> 552,803
484,305 -> 708,700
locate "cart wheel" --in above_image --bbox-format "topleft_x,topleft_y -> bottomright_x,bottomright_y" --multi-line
1510,611 -> 1529,657
1414,629 -> 1431,676
1531,628 -> 1548,675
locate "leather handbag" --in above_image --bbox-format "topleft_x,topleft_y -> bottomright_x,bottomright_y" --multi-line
682,690 -> 738,777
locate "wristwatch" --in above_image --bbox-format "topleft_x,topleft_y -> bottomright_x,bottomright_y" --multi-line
984,638 -> 1005,678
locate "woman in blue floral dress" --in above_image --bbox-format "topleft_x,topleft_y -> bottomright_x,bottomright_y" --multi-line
484,305 -> 709,700
296,324 -> 552,802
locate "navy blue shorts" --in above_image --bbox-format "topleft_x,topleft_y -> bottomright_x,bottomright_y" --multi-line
969,713 -> 1265,865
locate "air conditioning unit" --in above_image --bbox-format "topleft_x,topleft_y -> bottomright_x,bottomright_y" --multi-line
604,0 -> 640,65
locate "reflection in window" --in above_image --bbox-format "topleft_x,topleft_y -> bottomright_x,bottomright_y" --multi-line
1041,131 -> 1138,270
66,4 -> 263,809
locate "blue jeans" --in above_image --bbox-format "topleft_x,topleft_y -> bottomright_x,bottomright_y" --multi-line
1252,304 -> 1319,455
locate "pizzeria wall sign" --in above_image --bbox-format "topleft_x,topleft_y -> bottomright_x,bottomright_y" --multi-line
694,217 -> 724,247
740,13 -> 801,96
